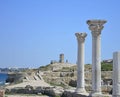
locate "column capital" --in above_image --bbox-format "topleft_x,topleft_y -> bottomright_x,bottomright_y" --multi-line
75,33 -> 87,43
87,20 -> 107,37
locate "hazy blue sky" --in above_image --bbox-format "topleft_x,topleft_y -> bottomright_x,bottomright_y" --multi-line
0,0 -> 120,68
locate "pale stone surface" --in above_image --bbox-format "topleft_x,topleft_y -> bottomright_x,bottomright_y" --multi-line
113,52 -> 120,97
75,33 -> 87,93
6,80 -> 51,89
0,90 -> 5,97
87,20 -> 106,95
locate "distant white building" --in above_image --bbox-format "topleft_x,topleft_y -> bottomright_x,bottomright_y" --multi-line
102,59 -> 113,63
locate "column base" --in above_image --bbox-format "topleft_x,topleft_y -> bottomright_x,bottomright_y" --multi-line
112,95 -> 120,97
75,87 -> 87,94
89,91 -> 102,97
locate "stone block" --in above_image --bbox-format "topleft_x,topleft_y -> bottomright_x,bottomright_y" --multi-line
0,90 -> 5,97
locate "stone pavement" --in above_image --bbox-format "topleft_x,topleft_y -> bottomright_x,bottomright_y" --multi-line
6,80 -> 51,89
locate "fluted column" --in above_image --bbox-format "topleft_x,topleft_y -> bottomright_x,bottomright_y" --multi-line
113,52 -> 120,97
75,33 -> 87,93
87,20 -> 106,95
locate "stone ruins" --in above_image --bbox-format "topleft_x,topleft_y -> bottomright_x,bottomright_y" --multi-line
59,53 -> 64,63
75,20 -> 120,97
51,53 -> 65,64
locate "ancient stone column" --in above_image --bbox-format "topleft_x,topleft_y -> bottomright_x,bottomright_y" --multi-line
87,20 -> 106,95
113,52 -> 120,97
75,32 -> 87,93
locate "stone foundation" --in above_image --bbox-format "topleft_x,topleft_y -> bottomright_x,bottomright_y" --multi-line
62,89 -> 112,97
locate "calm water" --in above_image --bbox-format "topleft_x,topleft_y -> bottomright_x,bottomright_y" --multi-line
0,73 -> 8,86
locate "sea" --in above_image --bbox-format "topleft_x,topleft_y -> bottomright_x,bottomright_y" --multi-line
0,73 -> 8,86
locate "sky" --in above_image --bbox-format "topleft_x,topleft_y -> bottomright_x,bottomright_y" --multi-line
0,0 -> 120,68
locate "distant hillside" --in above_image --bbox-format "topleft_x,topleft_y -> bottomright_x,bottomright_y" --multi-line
39,61 -> 113,72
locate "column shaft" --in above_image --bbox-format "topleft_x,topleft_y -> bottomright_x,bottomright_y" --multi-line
77,41 -> 85,89
92,35 -> 101,93
113,52 -> 120,97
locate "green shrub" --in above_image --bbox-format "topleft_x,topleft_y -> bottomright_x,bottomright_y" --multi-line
101,62 -> 113,71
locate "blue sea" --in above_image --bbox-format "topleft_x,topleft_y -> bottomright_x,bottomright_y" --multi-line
0,73 -> 8,86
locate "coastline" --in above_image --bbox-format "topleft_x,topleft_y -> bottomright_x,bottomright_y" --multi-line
0,72 -> 8,74
0,73 -> 8,86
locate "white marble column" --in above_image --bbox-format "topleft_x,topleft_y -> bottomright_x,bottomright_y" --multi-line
87,20 -> 106,96
75,33 -> 87,93
113,52 -> 120,97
